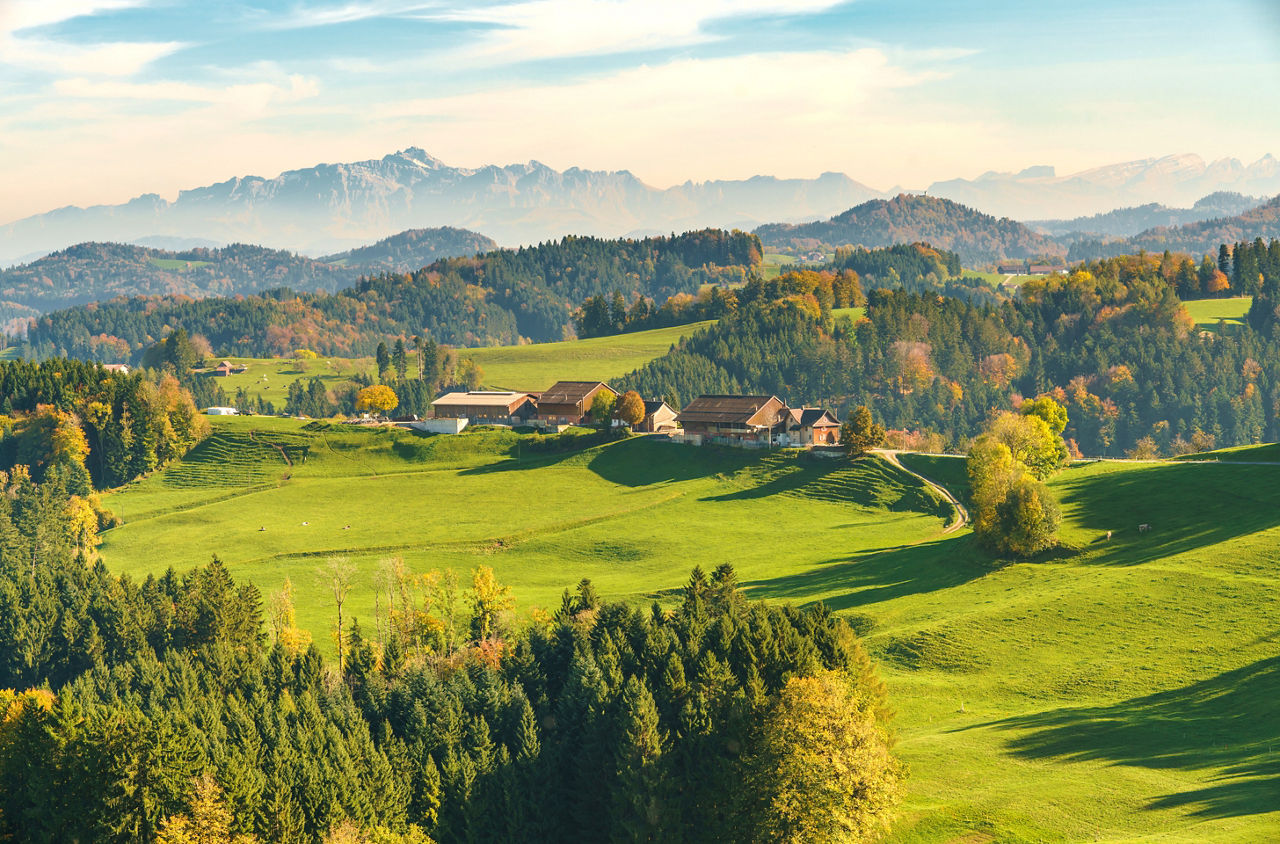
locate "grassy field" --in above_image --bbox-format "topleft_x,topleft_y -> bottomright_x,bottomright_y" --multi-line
459,321 -> 708,389
833,306 -> 867,321
201,321 -> 707,406
963,270 -> 1041,287
99,424 -> 1280,840
1184,297 -> 1252,331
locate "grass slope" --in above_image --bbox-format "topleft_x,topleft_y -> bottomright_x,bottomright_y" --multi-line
100,426 -> 1280,840
202,321 -> 709,406
1184,297 -> 1252,331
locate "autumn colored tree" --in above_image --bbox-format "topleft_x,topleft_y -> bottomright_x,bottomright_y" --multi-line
156,773 -> 260,844
969,410 -> 1066,556
616,390 -> 646,429
468,565 -> 514,642
355,385 -> 398,416
840,406 -> 885,458
747,670 -> 903,843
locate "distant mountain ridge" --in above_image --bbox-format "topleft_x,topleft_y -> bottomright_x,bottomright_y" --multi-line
1067,195 -> 1280,261
926,154 -> 1280,220
0,226 -> 496,337
754,194 -> 1065,265
1030,192 -> 1264,239
0,148 -> 879,265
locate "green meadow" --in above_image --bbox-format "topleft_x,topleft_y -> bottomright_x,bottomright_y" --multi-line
203,321 -> 708,406
99,418 -> 1280,840
147,256 -> 213,271
1184,297 -> 1252,331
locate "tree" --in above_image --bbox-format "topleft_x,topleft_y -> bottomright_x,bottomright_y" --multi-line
968,411 -> 1065,556
392,339 -> 408,382
616,391 -> 646,429
747,670 -> 903,843
375,342 -> 391,382
993,475 -> 1060,556
355,385 -> 398,417
468,565 -> 514,642
590,391 -> 617,427
323,557 -> 356,672
839,406 -> 885,458
156,772 -> 259,844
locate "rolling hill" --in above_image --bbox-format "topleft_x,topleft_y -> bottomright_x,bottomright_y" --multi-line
754,194 -> 1066,265
98,419 -> 1280,840
1068,194 -> 1280,260
0,227 -> 498,335
1030,191 -> 1263,238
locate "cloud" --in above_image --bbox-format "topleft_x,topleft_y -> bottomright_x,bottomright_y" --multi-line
51,72 -> 320,113
429,0 -> 846,64
0,0 -> 153,36
0,0 -> 181,77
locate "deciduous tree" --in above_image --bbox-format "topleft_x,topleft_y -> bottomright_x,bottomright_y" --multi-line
616,391 -> 646,429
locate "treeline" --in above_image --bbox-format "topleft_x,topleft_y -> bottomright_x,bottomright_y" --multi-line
0,358 -> 209,490
1066,194 -> 1280,261
573,242 -> 994,340
622,248 -> 1280,456
0,489 -> 902,841
22,230 -> 763,361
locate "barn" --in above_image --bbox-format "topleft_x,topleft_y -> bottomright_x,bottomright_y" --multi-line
676,395 -> 788,445
534,381 -> 618,426
430,391 -> 537,426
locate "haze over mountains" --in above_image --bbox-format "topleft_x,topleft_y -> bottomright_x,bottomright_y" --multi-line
5,149 -> 1280,267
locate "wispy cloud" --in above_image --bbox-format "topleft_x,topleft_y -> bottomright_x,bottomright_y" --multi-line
0,0 -> 153,36
1,0 -> 180,77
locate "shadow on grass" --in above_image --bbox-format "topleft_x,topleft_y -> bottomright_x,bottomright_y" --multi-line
970,656 -> 1280,819
588,437 -> 757,486
1056,462 -> 1280,566
740,534 -> 991,610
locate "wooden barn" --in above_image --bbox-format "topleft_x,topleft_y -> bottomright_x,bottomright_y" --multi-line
534,381 -> 618,426
430,391 -> 537,425
677,395 -> 788,445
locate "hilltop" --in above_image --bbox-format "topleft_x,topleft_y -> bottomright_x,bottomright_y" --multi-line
754,194 -> 1065,265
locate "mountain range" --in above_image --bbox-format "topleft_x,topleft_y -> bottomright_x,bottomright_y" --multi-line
5,149 -> 1280,266
1028,192 -> 1264,239
1067,195 -> 1280,261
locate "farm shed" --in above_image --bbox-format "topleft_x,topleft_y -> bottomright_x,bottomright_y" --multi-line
677,395 -> 788,446
534,381 -> 618,426
430,391 -> 537,425
638,399 -> 679,433
205,406 -> 239,415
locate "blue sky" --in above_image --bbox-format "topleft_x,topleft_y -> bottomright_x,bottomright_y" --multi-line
1,0 -> 1277,222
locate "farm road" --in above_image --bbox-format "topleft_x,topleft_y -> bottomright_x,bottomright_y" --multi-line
875,449 -> 969,534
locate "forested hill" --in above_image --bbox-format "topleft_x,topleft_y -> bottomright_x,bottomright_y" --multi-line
1068,194 -> 1280,260
0,226 -> 498,335
22,229 -> 762,361
1030,191 -> 1263,238
754,194 -> 1066,266
621,246 -> 1280,457
319,226 -> 497,271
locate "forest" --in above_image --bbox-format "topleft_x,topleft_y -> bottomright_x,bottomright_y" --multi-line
622,240 -> 1280,456
0,469 -> 900,842
19,230 -> 762,361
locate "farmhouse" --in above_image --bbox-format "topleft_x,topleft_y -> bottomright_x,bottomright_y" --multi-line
212,361 -> 248,377
430,391 -> 537,426
102,363 -> 131,374
638,399 -> 679,433
997,262 -> 1026,275
534,381 -> 618,426
785,407 -> 841,446
677,395 -> 789,445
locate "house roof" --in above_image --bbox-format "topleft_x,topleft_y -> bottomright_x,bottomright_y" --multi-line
538,381 -> 616,406
799,408 -> 839,427
643,399 -> 674,415
678,395 -> 784,426
431,391 -> 530,409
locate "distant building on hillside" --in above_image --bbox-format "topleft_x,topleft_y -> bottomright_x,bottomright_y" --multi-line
1027,264 -> 1055,275
430,391 -> 537,426
784,407 -> 841,447
997,262 -> 1026,275
676,395 -> 789,446
534,381 -> 618,426
212,360 -> 247,376
102,363 -> 131,374
205,406 -> 238,415
638,399 -> 679,433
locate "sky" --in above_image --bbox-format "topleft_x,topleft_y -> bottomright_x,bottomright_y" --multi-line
1,0 -> 1278,224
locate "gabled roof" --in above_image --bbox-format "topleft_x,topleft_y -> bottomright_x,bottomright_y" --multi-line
538,381 -> 617,405
643,399 -> 674,415
799,408 -> 839,427
678,395 -> 784,426
431,391 -> 531,409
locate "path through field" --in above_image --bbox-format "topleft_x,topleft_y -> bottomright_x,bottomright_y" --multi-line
877,449 -> 969,533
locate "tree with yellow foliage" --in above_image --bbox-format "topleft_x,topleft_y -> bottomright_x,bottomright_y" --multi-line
156,773 -> 259,844
747,670 -> 903,843
355,385 -> 398,416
